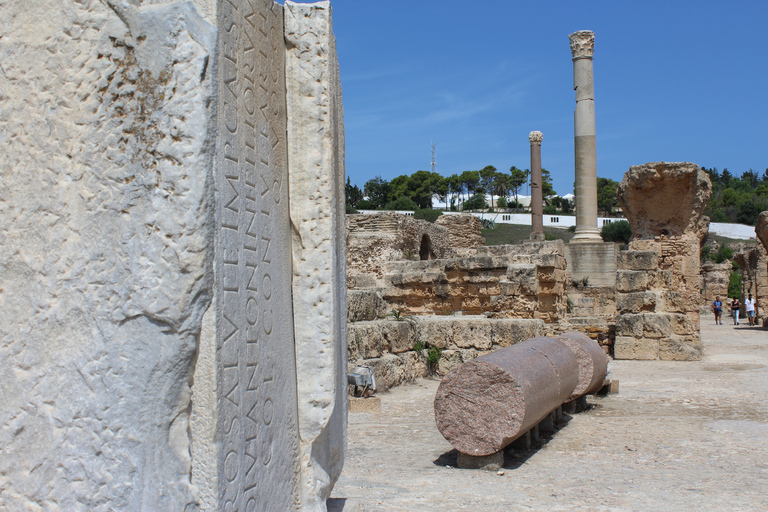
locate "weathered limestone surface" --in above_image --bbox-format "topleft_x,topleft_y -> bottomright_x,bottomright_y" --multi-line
434,337 -> 578,456
378,242 -> 567,322
733,244 -> 768,323
346,213 -> 451,286
614,163 -> 712,361
347,318 -> 544,389
0,1 -> 215,509
434,214 -> 486,249
285,2 -> 347,509
757,212 -> 768,252
617,162 -> 712,239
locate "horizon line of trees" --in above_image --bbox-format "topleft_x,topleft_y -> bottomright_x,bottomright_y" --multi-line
345,166 -> 558,213
348,166 -> 768,226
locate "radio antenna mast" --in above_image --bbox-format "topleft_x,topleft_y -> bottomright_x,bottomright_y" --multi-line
431,141 -> 436,174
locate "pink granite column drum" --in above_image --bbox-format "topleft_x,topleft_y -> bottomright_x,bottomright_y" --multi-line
434,337 -> 578,456
556,331 -> 608,399
529,131 -> 545,241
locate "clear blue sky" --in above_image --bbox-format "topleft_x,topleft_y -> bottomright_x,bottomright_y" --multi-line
298,0 -> 768,196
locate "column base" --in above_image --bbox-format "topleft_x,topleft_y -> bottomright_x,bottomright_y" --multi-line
570,228 -> 602,243
529,232 -> 546,241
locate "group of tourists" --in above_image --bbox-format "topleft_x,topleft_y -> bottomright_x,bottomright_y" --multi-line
712,294 -> 758,326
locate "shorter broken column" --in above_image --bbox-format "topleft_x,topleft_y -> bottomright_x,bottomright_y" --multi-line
434,336 -> 578,457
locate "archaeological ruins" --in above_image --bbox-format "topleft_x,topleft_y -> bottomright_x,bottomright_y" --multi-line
2,1 -> 767,510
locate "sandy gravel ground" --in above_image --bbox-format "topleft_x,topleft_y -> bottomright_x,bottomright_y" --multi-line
330,321 -> 768,512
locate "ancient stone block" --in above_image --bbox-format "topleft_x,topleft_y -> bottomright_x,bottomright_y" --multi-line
452,320 -> 493,350
757,211 -> 768,252
416,317 -> 454,349
617,292 -> 658,314
435,214 -> 486,248
659,336 -> 702,361
379,319 -> 418,353
618,250 -> 660,271
616,270 -> 649,292
490,319 -> 544,347
614,336 -> 659,360
347,323 -> 384,360
347,289 -> 386,322
538,267 -> 567,283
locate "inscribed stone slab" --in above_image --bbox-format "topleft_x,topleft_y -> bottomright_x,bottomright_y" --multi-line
212,0 -> 301,510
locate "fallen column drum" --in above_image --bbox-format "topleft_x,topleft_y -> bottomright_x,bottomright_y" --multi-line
434,336 -> 579,456
556,331 -> 609,399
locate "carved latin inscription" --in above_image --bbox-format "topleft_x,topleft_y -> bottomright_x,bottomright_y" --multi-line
216,0 -> 300,510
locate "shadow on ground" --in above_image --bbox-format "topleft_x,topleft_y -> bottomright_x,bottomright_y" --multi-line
432,409 -> 592,470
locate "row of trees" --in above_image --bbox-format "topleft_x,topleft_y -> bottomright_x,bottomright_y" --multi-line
345,166 -> 557,212
348,166 -> 768,224
703,167 -> 768,226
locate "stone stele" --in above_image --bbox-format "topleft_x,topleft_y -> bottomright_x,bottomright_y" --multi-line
1,0 -> 346,511
285,1 -> 347,510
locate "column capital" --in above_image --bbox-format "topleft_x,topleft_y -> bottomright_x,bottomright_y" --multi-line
528,131 -> 543,145
569,30 -> 594,60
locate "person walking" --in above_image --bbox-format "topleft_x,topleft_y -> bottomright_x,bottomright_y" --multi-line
712,296 -> 723,325
745,293 -> 756,326
731,296 -> 741,325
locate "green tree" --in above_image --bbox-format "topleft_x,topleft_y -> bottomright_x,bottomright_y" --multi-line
541,168 -> 555,200
384,196 -> 418,211
345,177 -> 363,208
508,166 -> 529,207
462,192 -> 487,211
363,176 -> 391,209
460,170 -> 480,203
597,177 -> 620,215
479,165 -> 498,210
600,220 -> 632,244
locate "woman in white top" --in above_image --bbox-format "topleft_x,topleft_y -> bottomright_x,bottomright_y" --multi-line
745,293 -> 756,327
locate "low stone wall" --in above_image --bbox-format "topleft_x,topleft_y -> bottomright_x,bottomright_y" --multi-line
347,317 -> 543,392
380,242 -> 567,322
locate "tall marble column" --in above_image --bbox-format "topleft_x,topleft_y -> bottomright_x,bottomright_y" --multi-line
529,131 -> 545,241
569,30 -> 602,242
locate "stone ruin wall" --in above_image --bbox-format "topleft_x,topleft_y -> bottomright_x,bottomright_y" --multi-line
347,317 -> 544,391
434,213 -> 486,249
613,162 -> 711,361
346,236 -> 568,391
378,242 -> 567,323
346,213 -> 457,287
